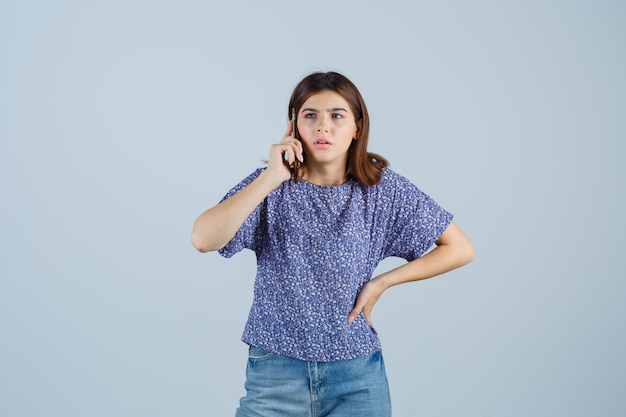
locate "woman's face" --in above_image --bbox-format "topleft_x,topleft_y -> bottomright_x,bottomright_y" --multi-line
297,90 -> 360,169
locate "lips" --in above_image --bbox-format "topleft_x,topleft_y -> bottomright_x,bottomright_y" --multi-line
314,138 -> 332,148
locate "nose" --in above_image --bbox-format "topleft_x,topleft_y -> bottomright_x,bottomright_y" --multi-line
316,116 -> 329,133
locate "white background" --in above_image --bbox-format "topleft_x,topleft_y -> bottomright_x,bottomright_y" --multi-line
1,1 -> 625,416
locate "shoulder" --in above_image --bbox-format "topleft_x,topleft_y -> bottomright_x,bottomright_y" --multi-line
233,167 -> 266,188
243,167 -> 266,183
222,167 -> 266,200
374,168 -> 435,209
377,167 -> 416,191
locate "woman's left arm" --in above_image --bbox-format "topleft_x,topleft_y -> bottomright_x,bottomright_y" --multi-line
348,221 -> 475,325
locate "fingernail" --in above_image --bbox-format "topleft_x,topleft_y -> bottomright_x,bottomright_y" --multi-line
284,152 -> 289,161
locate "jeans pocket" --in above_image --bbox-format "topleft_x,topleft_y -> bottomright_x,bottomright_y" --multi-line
248,346 -> 275,362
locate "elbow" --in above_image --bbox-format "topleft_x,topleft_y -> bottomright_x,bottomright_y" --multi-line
191,236 -> 210,253
444,222 -> 474,267
191,230 -> 218,253
460,240 -> 475,266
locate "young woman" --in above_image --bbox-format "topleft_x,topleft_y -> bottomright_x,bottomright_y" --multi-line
191,71 -> 474,417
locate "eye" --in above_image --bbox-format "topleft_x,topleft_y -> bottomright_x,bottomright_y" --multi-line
304,113 -> 316,119
332,113 -> 344,119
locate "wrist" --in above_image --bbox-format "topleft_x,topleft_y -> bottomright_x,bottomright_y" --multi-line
371,273 -> 394,292
259,167 -> 289,188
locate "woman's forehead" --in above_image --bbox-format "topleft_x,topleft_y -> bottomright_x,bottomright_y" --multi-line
301,90 -> 351,110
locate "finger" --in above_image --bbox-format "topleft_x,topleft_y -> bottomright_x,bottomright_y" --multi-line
296,141 -> 304,163
362,306 -> 373,326
283,141 -> 302,166
279,124 -> 303,163
269,142 -> 290,164
347,301 -> 364,324
282,142 -> 292,165
284,137 -> 304,163
284,120 -> 293,138
347,309 -> 359,324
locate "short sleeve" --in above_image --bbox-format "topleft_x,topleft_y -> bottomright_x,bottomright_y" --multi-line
383,174 -> 453,261
217,168 -> 265,258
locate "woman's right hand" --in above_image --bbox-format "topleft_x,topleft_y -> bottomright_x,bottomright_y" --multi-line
265,121 -> 304,182
191,121 -> 305,253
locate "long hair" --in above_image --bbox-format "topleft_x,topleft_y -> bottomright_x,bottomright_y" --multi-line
288,71 -> 388,186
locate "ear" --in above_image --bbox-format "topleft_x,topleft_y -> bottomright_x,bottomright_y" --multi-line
354,119 -> 362,140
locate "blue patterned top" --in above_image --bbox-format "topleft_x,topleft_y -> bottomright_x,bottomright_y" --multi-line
218,167 -> 453,362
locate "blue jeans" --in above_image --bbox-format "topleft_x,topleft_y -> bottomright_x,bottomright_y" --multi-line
235,346 -> 392,417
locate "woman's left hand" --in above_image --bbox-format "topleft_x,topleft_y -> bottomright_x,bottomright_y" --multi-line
348,277 -> 386,326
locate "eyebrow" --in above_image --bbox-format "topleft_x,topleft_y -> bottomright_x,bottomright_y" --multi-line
301,107 -> 349,113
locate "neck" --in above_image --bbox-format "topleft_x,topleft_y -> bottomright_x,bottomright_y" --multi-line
302,165 -> 348,186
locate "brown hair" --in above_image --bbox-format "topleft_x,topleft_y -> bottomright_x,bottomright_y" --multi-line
288,71 -> 388,186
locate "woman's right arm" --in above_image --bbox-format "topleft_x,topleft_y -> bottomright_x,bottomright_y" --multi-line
191,124 -> 303,253
191,169 -> 283,252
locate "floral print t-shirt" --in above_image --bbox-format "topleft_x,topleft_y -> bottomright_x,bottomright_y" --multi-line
218,167 -> 453,362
